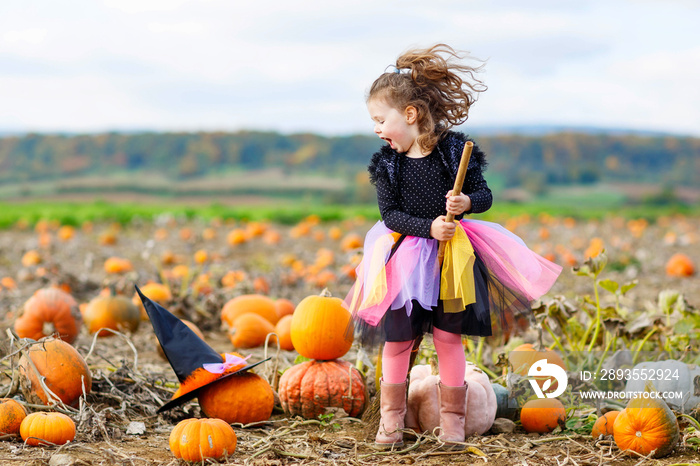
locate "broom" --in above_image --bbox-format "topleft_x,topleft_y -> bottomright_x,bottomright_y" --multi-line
361,141 -> 474,439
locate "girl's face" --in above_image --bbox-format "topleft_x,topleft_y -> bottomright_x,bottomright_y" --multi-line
367,98 -> 421,156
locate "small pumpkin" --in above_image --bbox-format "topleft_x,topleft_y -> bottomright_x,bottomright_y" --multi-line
274,298 -> 296,320
169,417 -> 237,462
0,398 -> 27,437
405,363 -> 497,436
221,294 -> 279,328
20,412 -> 76,446
614,391 -> 679,458
82,294 -> 140,337
103,257 -> 133,274
18,337 -> 92,407
519,398 -> 566,434
228,313 -> 276,349
290,290 -> 353,360
278,359 -> 367,420
591,410 -> 619,438
14,287 -> 82,344
198,372 -> 275,424
665,253 -> 695,277
274,315 -> 294,351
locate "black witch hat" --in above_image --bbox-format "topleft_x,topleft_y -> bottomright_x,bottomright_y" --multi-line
135,285 -> 268,412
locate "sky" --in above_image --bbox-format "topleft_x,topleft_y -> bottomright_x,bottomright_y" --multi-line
1,0 -> 699,137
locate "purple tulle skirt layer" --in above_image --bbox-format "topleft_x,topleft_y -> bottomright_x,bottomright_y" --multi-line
345,219 -> 562,346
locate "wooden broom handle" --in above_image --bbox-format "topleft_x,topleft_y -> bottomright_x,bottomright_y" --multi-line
437,141 -> 473,262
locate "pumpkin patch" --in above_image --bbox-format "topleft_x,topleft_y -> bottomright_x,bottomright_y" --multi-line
0,210 -> 698,463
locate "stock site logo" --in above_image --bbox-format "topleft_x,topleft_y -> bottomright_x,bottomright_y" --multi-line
529,359 -> 568,399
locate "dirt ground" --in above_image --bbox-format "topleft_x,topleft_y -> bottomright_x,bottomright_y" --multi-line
1,215 -> 699,465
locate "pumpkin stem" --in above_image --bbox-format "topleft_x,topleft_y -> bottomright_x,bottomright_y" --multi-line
319,288 -> 332,298
42,321 -> 56,337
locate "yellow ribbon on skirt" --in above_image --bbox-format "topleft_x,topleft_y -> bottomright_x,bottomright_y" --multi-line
440,224 -> 477,313
348,232 -> 401,312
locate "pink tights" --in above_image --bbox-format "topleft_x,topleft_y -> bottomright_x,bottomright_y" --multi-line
382,328 -> 466,386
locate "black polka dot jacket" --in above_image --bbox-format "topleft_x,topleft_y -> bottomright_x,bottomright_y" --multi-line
367,131 -> 493,238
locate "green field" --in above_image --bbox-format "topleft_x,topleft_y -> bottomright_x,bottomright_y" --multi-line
1,193 -> 696,230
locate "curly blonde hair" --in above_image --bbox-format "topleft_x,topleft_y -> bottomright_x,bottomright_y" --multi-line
367,44 -> 487,152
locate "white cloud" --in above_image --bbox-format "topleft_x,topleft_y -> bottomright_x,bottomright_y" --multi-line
2,28 -> 48,45
0,0 -> 698,136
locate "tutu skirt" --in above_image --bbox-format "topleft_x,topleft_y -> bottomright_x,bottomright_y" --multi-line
345,219 -> 562,347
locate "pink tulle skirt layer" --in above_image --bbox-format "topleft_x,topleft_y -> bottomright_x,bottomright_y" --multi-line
345,219 -> 562,343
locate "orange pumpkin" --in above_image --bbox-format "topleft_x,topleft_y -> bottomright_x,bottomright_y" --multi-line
82,294 -> 140,337
278,359 -> 367,420
14,287 -> 82,344
56,225 -> 75,241
103,257 -> 133,274
198,372 -> 275,424
18,337 -> 92,408
290,290 -> 353,360
20,412 -> 76,446
274,315 -> 294,351
221,294 -> 278,328
340,233 -> 363,251
274,298 -> 296,320
228,313 -> 275,349
665,253 -> 695,277
519,398 -> 566,433
226,229 -> 248,245
592,410 -> 619,438
169,418 -> 237,462
613,395 -> 679,458
0,398 -> 27,437
21,250 -> 42,267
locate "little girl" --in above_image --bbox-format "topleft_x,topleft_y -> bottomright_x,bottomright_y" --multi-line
346,44 -> 562,448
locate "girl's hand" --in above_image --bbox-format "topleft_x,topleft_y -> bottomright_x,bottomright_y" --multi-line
445,190 -> 471,215
430,216 -> 456,241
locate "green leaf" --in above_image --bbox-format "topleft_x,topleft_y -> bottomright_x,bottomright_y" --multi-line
294,354 -> 312,364
599,279 -> 619,294
674,316 -> 700,334
620,280 -> 638,295
658,289 -> 681,314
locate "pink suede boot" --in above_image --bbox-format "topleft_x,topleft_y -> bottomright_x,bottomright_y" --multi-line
375,379 -> 407,448
438,382 -> 467,450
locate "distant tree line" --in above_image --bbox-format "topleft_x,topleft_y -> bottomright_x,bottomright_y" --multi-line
1,130 -> 698,191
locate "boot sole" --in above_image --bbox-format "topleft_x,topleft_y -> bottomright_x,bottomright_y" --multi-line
373,441 -> 404,450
